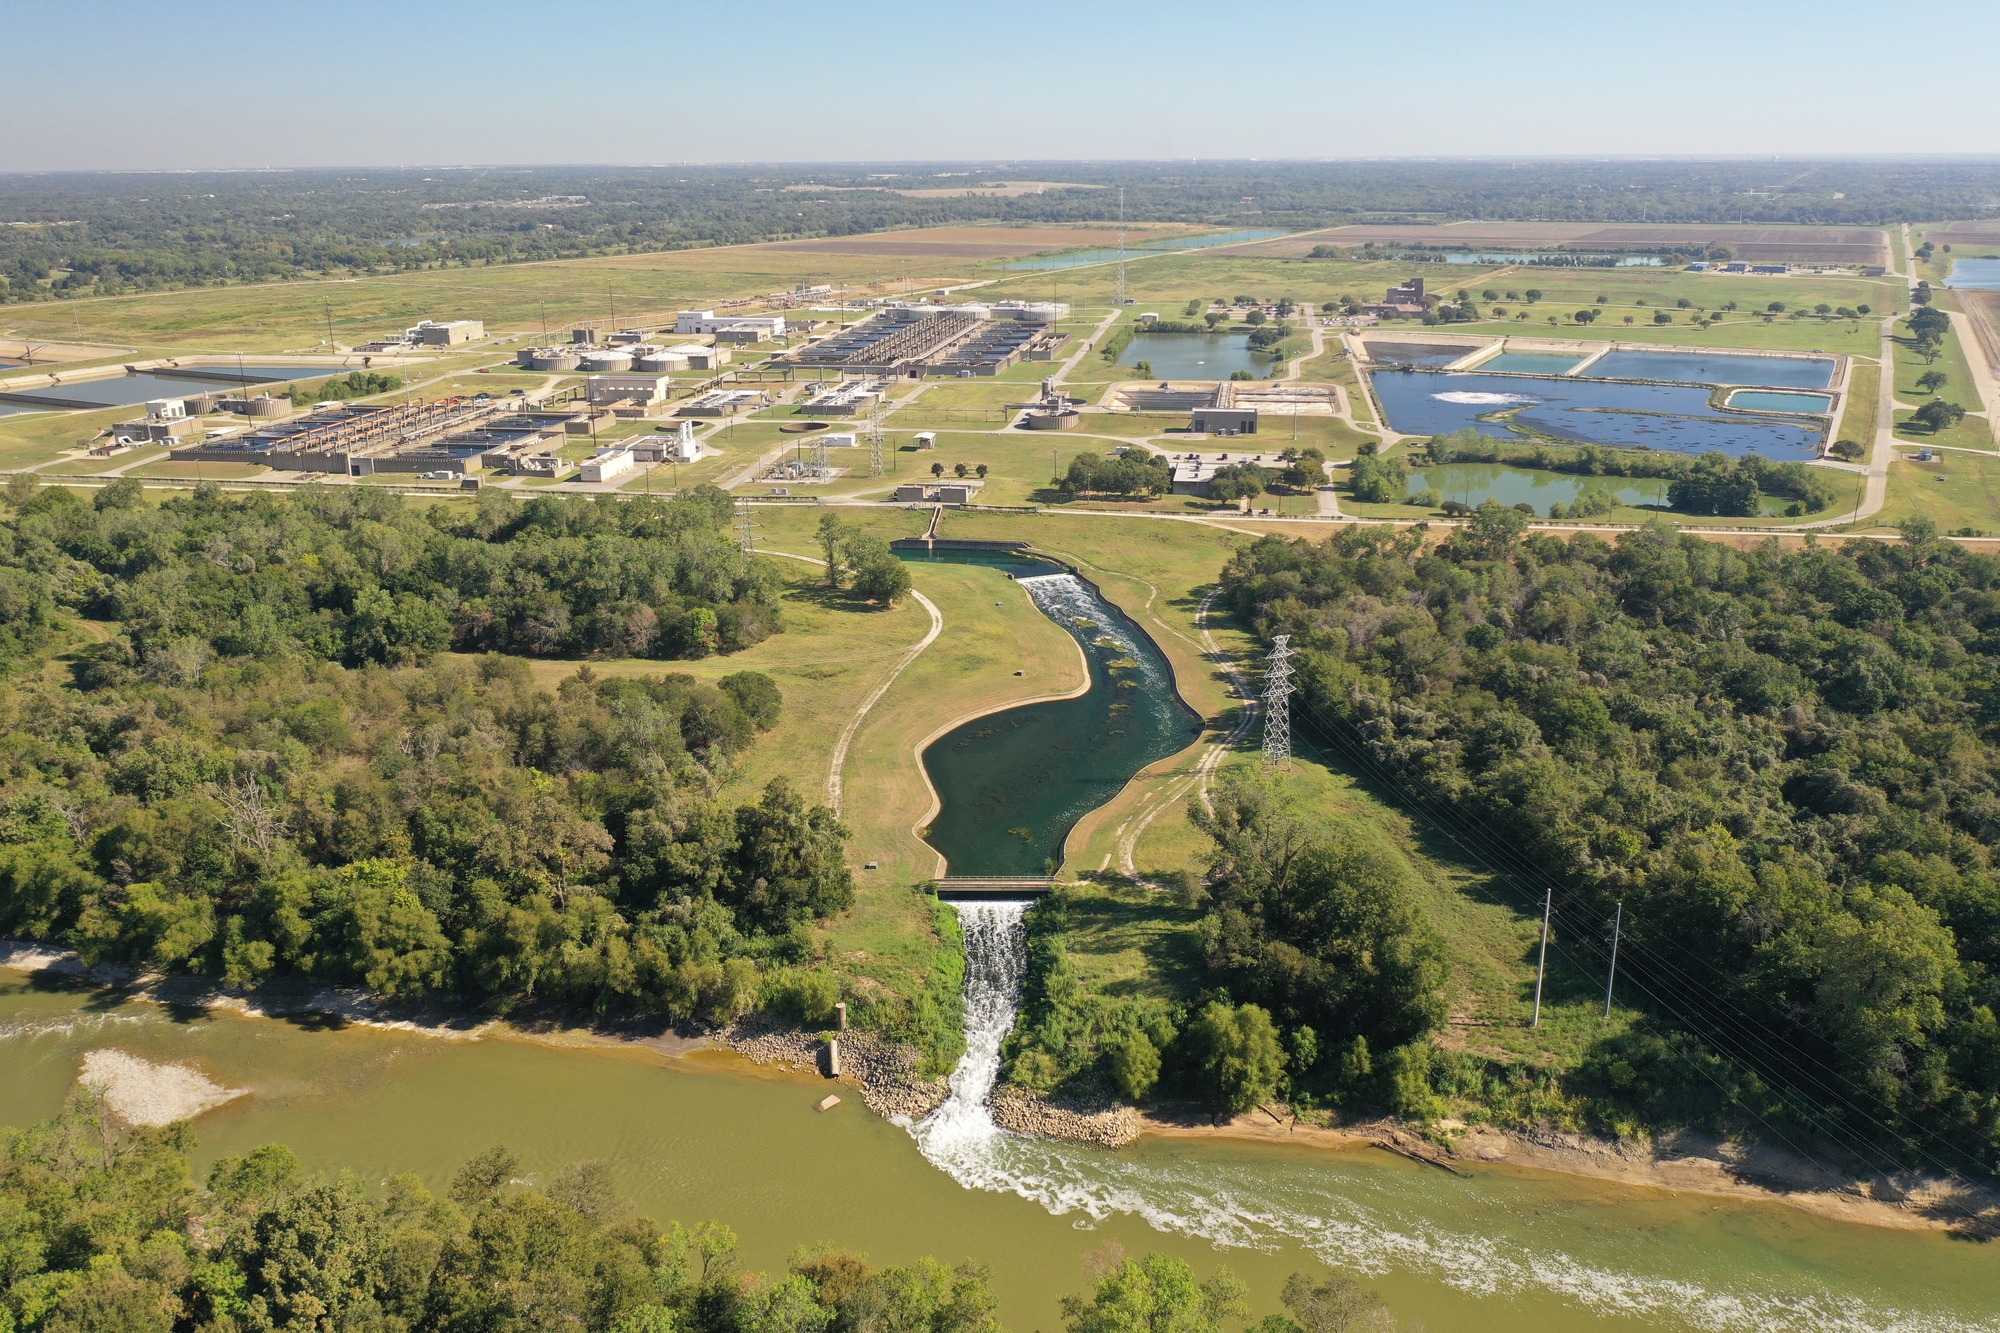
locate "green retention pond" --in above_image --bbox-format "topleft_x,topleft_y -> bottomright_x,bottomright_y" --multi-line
6,972 -> 2000,1333
901,547 -> 1199,876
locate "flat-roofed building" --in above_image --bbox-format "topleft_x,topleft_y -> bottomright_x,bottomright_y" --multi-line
415,319 -> 484,346
586,373 -> 672,408
580,448 -> 636,483
1191,406 -> 1260,435
675,310 -> 786,339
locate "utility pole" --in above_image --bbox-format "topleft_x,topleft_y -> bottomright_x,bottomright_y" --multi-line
1261,633 -> 1293,770
1604,901 -> 1624,1019
1531,883 -> 1553,1028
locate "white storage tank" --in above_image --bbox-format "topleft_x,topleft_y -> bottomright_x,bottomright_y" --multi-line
578,350 -> 634,373
527,349 -> 581,372
636,350 -> 689,372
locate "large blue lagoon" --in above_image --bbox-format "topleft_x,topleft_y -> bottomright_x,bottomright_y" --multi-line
1372,370 -> 1824,459
1582,349 -> 1835,388
1945,257 -> 2000,290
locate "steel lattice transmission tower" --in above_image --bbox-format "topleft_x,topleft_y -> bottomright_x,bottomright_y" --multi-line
1262,634 -> 1294,769
734,497 -> 756,554
867,412 -> 886,476
1114,186 -> 1127,306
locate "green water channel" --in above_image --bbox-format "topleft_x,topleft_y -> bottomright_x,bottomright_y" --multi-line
905,549 -> 1199,876
5,974 -> 1997,1332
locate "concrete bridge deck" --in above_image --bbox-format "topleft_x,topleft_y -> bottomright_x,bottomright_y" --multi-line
933,877 -> 1052,897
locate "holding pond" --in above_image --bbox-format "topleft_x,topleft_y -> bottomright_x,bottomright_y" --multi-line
1373,370 -> 1825,459
1581,349 -> 1835,389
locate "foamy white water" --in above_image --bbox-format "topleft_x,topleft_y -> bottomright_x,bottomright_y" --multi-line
910,903 -> 1993,1333
1434,391 -> 1535,405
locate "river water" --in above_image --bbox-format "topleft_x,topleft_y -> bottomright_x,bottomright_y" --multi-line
8,959 -> 1999,1331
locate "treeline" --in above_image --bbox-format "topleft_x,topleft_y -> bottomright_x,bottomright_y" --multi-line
288,370 -> 401,406
1224,519 -> 2000,1171
0,482 -> 954,1045
1415,430 -> 1840,516
1,479 -> 782,666
1055,452 -> 1171,499
9,161 -> 2000,303
0,1102 -> 1406,1333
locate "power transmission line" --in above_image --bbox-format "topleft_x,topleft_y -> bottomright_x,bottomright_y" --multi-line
1261,634 -> 1292,769
1115,186 -> 1127,307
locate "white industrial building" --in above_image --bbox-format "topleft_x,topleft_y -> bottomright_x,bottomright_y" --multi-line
586,373 -> 672,408
631,420 -> 699,463
674,310 -> 786,339
580,447 -> 637,483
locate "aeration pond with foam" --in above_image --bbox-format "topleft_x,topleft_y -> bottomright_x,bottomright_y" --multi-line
1372,369 -> 1825,459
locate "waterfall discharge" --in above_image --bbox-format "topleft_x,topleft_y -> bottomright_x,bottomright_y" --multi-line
908,903 -> 1989,1333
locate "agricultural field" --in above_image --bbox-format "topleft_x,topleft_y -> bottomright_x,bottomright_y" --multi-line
0,237 -> 1030,352
1217,221 -> 1890,265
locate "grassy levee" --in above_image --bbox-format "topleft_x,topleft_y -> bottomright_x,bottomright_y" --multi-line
1833,358 -> 1881,449
741,507 -> 1087,1011
1890,325 -> 1994,452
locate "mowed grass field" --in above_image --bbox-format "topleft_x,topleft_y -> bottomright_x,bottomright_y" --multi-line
1866,449 -> 2000,535
1890,325 -> 1994,451
1,226 -> 1128,352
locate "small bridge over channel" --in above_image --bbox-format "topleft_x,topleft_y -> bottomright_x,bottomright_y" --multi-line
933,878 -> 1052,898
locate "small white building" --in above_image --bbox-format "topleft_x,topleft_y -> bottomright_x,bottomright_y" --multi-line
674,310 -> 786,339
586,373 -> 672,408
820,432 -> 858,448
145,398 -> 187,422
580,448 -> 636,483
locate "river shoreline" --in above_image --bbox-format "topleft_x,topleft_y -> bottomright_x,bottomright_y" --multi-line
6,942 -> 1994,1240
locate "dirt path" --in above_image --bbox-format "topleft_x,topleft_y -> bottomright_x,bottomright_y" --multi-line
1111,589 -> 1259,877
756,548 -> 945,815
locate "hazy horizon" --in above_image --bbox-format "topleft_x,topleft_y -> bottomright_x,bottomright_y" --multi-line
8,0 -> 1996,172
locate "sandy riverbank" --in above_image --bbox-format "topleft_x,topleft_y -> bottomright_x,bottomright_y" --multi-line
8,941 -> 1994,1237
78,1049 -> 245,1127
1134,1108 -> 2000,1238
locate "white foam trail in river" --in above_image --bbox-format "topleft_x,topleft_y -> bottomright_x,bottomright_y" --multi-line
909,904 -> 1991,1333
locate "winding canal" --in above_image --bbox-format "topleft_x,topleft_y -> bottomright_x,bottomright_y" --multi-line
903,548 -> 1198,876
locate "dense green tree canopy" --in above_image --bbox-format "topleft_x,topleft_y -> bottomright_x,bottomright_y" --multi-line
1224,521 -> 2000,1169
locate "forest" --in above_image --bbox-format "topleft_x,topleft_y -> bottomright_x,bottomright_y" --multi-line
5,160 -> 1998,302
0,1101 -> 1407,1332
1219,515 -> 2000,1174
0,483 -> 920,1041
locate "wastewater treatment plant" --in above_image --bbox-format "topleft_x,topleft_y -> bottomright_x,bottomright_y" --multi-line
6,145 -> 2000,1333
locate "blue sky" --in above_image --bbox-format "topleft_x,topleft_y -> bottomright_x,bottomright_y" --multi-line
7,0 -> 1998,170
